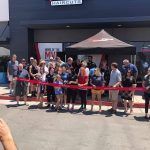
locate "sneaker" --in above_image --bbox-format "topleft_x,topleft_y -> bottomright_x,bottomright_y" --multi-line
51,105 -> 55,110
145,115 -> 149,119
108,108 -> 113,113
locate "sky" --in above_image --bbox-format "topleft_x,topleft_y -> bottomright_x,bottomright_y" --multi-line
0,0 -> 9,21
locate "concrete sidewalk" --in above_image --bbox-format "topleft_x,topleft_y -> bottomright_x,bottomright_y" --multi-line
0,101 -> 149,150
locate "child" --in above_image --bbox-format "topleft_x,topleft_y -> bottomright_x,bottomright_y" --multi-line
54,74 -> 63,111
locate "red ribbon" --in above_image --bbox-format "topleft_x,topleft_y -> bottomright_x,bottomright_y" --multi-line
16,78 -> 145,91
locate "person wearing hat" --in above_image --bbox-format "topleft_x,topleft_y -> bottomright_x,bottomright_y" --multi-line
142,67 -> 150,119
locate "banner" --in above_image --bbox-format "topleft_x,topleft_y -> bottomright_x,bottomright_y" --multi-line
17,78 -> 145,91
37,43 -> 63,62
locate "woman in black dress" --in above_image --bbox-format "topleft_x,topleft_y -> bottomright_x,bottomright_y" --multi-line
121,70 -> 136,114
67,68 -> 78,111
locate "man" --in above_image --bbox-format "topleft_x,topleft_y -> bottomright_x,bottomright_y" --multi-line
21,58 -> 28,70
14,63 -> 29,105
87,56 -> 97,70
66,57 -> 73,69
142,67 -> 150,119
109,62 -> 122,114
7,54 -> 19,95
56,57 -> 65,67
122,59 -> 138,78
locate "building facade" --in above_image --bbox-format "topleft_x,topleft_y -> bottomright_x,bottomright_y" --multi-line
9,0 -> 150,72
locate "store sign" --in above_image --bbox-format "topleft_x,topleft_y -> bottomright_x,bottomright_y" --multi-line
37,43 -> 62,62
51,0 -> 82,6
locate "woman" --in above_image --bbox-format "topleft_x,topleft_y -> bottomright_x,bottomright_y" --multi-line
37,60 -> 48,108
46,67 -> 55,109
78,67 -> 89,112
54,74 -> 63,111
121,70 -> 136,114
90,68 -> 105,112
67,68 -> 78,111
29,59 -> 39,97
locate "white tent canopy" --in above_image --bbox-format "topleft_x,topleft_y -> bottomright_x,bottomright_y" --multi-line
0,47 -> 10,56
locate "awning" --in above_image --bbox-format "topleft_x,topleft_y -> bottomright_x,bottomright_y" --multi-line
65,29 -> 136,55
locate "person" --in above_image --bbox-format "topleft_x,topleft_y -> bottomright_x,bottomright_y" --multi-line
81,61 -> 90,76
142,67 -> 150,119
54,74 -> 63,111
60,66 -> 68,107
56,57 -> 65,67
66,57 -> 73,69
29,59 -> 39,97
74,59 -> 81,75
90,68 -> 105,112
14,63 -> 29,105
122,59 -> 138,79
121,70 -> 136,114
48,57 -> 56,70
87,56 -> 97,70
0,119 -> 17,150
7,54 -> 19,95
46,67 -> 55,109
21,58 -> 28,70
37,60 -> 48,108
78,67 -> 89,112
109,62 -> 122,114
67,68 -> 78,111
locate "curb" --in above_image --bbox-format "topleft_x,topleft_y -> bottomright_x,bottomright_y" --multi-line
0,95 -> 146,108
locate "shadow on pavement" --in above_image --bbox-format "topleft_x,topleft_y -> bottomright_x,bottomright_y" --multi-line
134,116 -> 149,122
28,105 -> 38,109
82,110 -> 100,115
6,103 -> 25,108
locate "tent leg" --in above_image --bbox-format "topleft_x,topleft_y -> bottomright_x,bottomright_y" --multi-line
130,55 -> 133,64
65,54 -> 67,62
134,55 -> 136,65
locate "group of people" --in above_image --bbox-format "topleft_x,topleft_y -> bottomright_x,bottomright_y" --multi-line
6,54 -> 150,118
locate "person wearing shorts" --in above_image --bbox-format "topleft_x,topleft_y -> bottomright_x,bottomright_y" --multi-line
14,63 -> 29,105
54,75 -> 63,112
109,62 -> 122,114
7,54 -> 19,95
90,68 -> 105,112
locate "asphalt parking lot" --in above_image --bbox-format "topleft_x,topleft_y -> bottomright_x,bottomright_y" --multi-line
0,101 -> 150,150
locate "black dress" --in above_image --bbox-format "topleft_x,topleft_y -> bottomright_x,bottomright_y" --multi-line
121,76 -> 136,101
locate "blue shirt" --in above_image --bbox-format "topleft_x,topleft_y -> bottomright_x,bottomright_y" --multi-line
122,64 -> 138,76
91,75 -> 104,87
61,72 -> 68,83
109,69 -> 122,86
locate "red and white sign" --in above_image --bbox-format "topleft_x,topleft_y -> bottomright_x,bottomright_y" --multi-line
37,43 -> 63,62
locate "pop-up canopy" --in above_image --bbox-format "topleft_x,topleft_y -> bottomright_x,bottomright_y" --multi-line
65,29 -> 136,55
